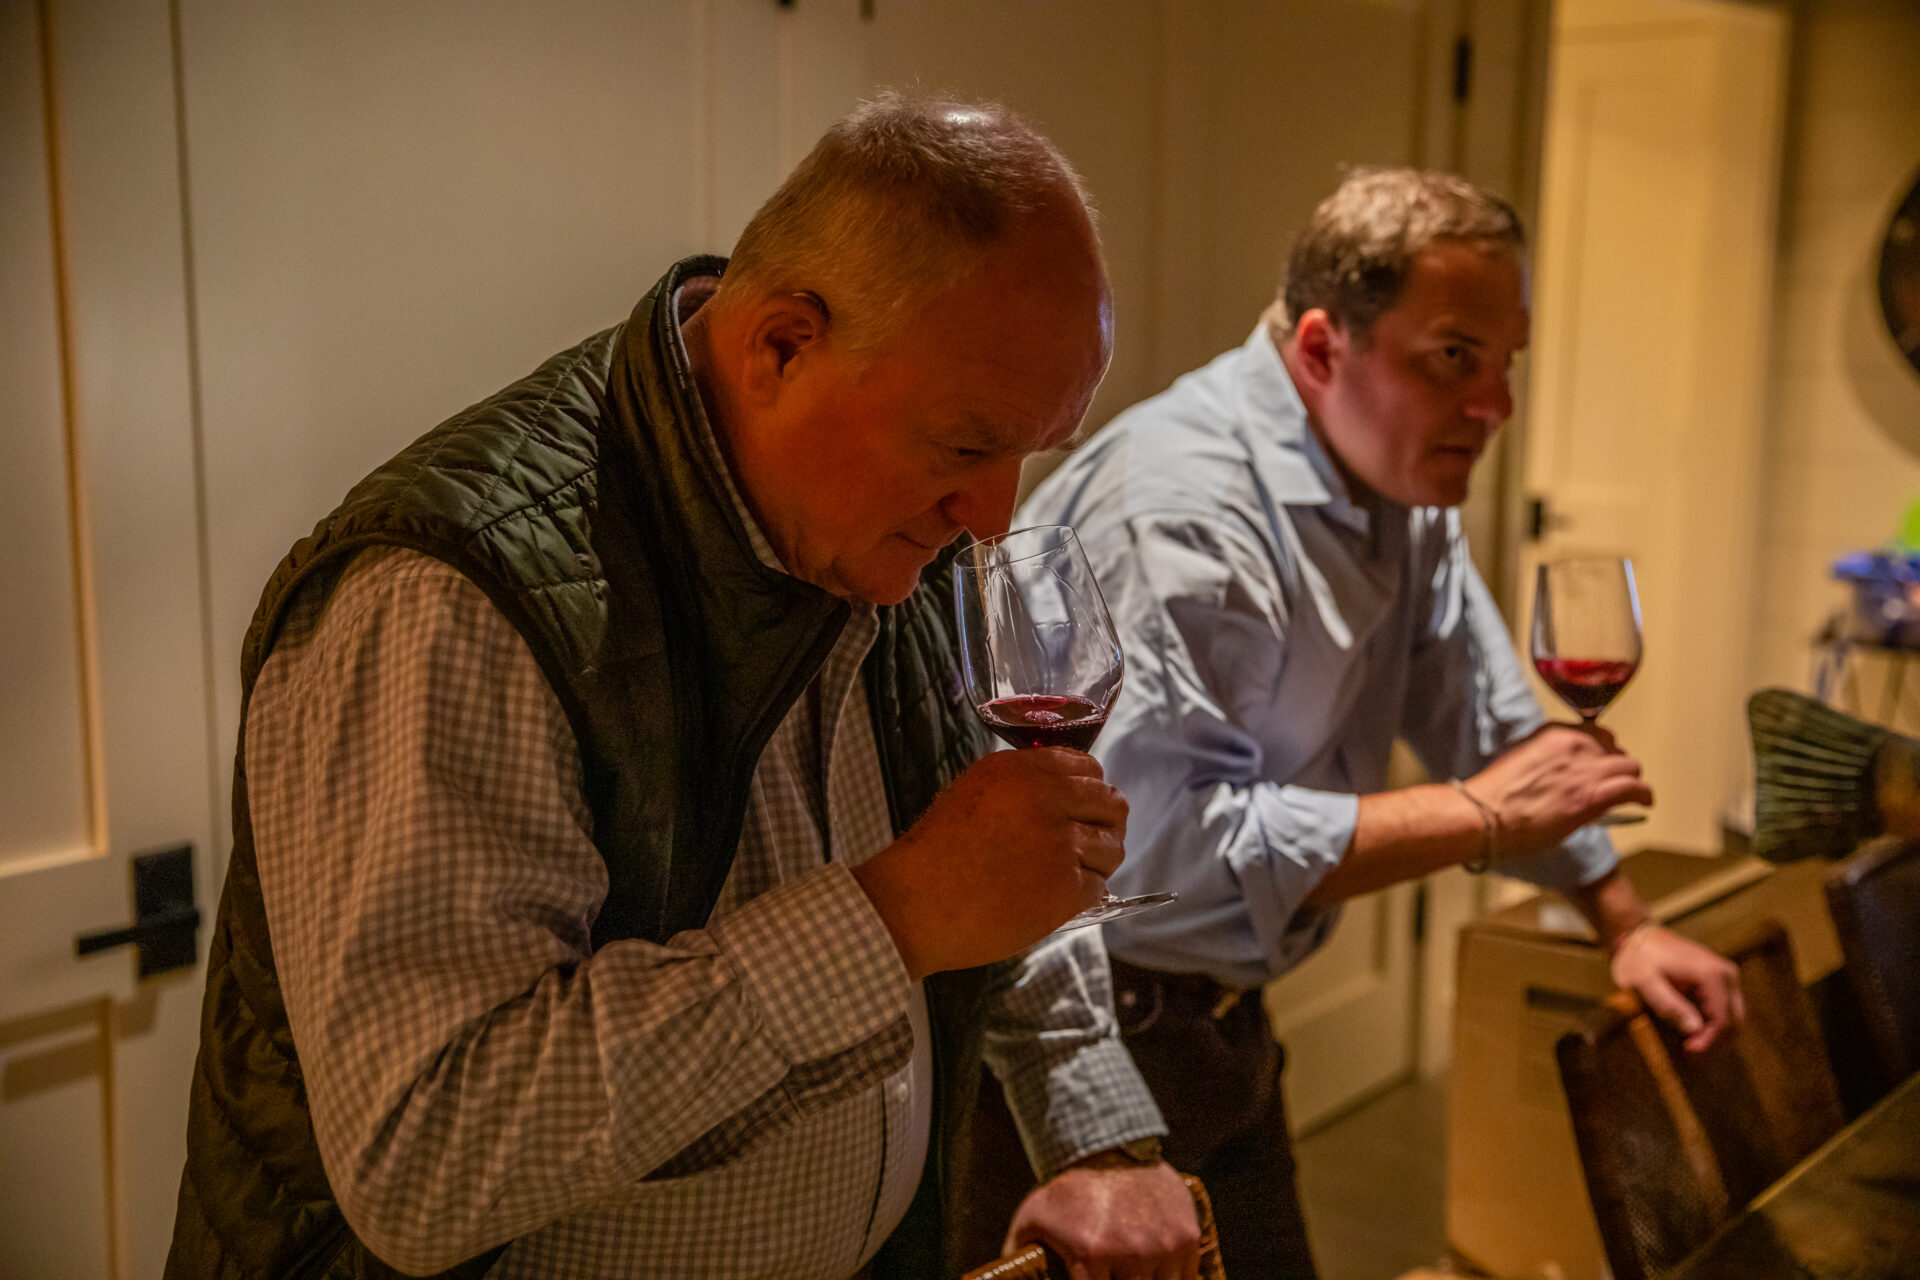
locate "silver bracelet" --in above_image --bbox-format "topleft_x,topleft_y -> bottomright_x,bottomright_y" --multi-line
1450,778 -> 1500,874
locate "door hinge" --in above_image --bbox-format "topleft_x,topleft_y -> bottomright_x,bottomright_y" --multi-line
1453,34 -> 1474,104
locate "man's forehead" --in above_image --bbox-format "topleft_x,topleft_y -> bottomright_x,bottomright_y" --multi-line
949,409 -> 1079,456
1400,246 -> 1528,337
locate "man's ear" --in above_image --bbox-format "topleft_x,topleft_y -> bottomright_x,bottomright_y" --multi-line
1289,308 -> 1346,389
737,291 -> 831,405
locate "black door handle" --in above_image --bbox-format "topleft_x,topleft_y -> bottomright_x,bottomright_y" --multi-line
74,843 -> 201,977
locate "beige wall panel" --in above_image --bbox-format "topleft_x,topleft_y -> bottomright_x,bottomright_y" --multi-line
865,0 -> 1162,430
0,1007 -> 115,1280
1152,0 -> 1427,391
0,0 -> 93,872
177,1 -> 714,854
1753,0 -> 1920,700
703,0 -> 786,246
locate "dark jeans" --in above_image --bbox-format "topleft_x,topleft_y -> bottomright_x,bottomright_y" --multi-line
951,958 -> 1319,1279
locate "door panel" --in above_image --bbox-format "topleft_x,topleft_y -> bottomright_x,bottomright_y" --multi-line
1521,0 -> 1787,854
1,1 -> 217,1276
1263,884 -> 1418,1131
0,0 -> 93,872
0,1004 -> 116,1280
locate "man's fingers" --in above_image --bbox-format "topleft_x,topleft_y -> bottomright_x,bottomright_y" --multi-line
1596,776 -> 1655,810
1562,719 -> 1619,752
1158,1246 -> 1200,1280
1580,761 -> 1652,812
1685,972 -> 1734,1046
1683,958 -> 1743,1052
1022,745 -> 1108,777
1053,774 -> 1130,829
1634,972 -> 1705,1040
1076,840 -> 1123,881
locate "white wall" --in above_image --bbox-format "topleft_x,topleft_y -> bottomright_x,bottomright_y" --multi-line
175,0 -> 1521,886
1751,0 -> 1920,705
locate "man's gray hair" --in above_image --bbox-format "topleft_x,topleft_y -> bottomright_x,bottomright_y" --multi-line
1279,167 -> 1525,340
716,90 -> 1097,357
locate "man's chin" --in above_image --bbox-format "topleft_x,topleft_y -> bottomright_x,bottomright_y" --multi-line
834,552 -> 939,607
1407,461 -> 1476,508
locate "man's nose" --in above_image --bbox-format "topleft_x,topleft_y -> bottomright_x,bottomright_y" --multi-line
942,460 -> 1024,541
1465,372 -> 1515,426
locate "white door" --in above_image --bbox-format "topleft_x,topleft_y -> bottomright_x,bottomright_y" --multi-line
1520,0 -> 1788,854
0,2 -> 219,1277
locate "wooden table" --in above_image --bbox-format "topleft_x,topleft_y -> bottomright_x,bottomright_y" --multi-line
1671,1070 -> 1920,1277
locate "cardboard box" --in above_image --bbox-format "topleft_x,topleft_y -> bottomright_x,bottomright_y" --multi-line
1445,850 -> 1841,1280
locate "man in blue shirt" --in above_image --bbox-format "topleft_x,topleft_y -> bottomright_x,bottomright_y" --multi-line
986,169 -> 1744,1277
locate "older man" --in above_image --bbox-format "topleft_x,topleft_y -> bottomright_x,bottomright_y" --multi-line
1002,169 -> 1744,1277
165,95 -> 1196,1280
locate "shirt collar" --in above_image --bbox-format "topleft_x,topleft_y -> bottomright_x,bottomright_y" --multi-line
670,277 -> 788,576
1237,324 -> 1376,536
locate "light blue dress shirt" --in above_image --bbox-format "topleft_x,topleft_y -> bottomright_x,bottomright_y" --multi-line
1019,325 -> 1616,990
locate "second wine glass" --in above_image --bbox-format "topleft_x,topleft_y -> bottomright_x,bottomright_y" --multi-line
1531,554 -> 1646,825
953,525 -> 1176,928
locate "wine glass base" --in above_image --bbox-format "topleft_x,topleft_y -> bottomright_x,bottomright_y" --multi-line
1054,892 -> 1179,930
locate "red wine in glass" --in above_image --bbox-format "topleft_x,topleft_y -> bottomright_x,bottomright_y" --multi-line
977,694 -> 1109,752
1532,657 -> 1638,718
1531,556 -> 1646,825
954,525 -> 1175,928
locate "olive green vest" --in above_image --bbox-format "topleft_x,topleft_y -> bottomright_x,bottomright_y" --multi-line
165,257 -> 995,1279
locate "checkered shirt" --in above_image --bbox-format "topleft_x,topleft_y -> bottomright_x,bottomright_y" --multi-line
248,545 -> 1163,1278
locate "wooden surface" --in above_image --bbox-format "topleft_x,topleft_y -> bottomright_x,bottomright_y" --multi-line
1670,1070 -> 1920,1278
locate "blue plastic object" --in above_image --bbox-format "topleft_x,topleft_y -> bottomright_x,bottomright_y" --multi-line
1833,550 -> 1920,649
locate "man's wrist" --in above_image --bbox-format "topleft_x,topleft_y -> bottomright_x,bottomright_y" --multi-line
1070,1134 -> 1164,1170
1449,778 -> 1501,873
1606,917 -> 1656,957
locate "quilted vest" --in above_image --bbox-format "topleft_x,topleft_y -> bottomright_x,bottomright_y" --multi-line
164,256 -> 995,1279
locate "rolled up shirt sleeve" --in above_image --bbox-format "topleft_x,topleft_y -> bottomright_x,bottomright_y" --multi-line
1094,514 -> 1350,989
1401,514 -> 1618,892
248,551 -> 912,1273
981,930 -> 1169,1181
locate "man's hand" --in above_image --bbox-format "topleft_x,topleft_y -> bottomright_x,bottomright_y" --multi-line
1468,723 -> 1654,859
1004,1159 -> 1200,1280
852,748 -> 1127,979
1610,923 -> 1745,1052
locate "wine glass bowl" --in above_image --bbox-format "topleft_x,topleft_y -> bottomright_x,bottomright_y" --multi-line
956,524 -> 1123,749
1531,556 -> 1642,724
1531,554 -> 1646,826
953,525 -> 1174,928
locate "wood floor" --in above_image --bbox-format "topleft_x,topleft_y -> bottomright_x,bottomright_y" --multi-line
1293,1073 -> 1451,1280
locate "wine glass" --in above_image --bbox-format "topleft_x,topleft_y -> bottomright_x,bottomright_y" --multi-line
1531,555 -> 1646,825
953,525 -> 1176,928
